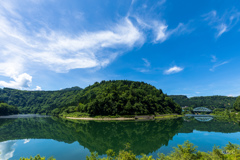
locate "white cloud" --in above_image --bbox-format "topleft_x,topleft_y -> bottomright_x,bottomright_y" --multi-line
0,73 -> 32,89
0,0 -> 192,89
153,22 -> 191,43
0,1 -> 144,89
209,61 -> 229,72
142,58 -> 150,67
164,66 -> 183,75
35,86 -> 42,91
155,23 -> 168,42
203,10 -> 240,37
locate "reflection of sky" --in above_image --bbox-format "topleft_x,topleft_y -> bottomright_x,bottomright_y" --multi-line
7,139 -> 90,160
23,139 -> 30,144
0,141 -> 16,160
149,130 -> 240,158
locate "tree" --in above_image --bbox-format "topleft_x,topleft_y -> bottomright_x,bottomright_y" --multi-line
234,96 -> 240,111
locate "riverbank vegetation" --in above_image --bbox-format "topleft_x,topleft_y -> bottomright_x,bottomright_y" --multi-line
0,102 -> 19,115
212,109 -> 240,123
19,141 -> 240,160
19,154 -> 55,160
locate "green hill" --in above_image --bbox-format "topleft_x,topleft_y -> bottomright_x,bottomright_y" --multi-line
169,95 -> 236,109
0,80 -> 181,116
0,87 -> 83,115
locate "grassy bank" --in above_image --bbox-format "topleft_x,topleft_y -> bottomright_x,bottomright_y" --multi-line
61,112 -> 182,121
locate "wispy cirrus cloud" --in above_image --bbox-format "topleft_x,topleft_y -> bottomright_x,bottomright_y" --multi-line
153,22 -> 192,43
203,9 -> 240,37
164,66 -> 184,75
209,55 -> 229,72
211,55 -> 217,62
135,58 -> 151,73
0,0 -> 192,89
0,1 -> 144,89
209,61 -> 229,72
142,58 -> 151,67
129,0 -> 193,43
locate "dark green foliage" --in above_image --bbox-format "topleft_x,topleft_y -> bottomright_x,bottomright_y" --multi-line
0,103 -> 19,115
170,95 -> 236,109
0,80 -> 181,116
85,141 -> 240,160
60,86 -> 82,91
234,96 -> 240,111
76,80 -> 181,115
0,87 -> 83,115
19,154 -> 56,160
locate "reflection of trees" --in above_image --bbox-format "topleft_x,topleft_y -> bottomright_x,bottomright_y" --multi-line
0,118 -> 183,155
1,117 -> 240,156
180,117 -> 240,133
65,119 -> 183,154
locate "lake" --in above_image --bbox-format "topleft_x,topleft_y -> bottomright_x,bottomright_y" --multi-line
0,115 -> 240,160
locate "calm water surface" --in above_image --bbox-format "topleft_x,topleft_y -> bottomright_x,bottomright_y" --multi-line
0,115 -> 240,160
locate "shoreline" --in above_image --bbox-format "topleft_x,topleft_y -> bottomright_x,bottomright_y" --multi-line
66,117 -> 135,120
65,114 -> 183,121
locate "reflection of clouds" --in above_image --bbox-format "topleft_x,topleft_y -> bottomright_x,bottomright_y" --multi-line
23,139 -> 30,144
0,141 -> 16,160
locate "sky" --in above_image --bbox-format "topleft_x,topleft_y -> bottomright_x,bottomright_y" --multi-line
0,0 -> 240,97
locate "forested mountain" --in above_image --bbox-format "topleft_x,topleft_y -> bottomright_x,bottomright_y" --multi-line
0,80 -> 181,116
169,95 -> 237,109
0,87 -> 83,114
72,80 -> 181,115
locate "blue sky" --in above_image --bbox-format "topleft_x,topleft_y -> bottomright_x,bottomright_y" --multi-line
0,0 -> 240,97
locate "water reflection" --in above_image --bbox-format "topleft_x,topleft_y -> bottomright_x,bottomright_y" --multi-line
0,116 -> 240,158
0,118 -> 183,155
0,141 -> 16,160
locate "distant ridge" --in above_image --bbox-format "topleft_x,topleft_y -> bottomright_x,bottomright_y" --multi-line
169,95 -> 236,109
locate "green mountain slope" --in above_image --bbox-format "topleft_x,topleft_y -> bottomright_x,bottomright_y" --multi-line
0,87 -> 83,114
0,80 -> 181,116
73,80 -> 181,115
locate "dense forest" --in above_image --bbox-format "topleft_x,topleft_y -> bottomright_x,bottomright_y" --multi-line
0,102 -> 19,116
0,87 -> 83,115
234,96 -> 240,111
0,80 -> 181,116
71,80 -> 181,115
169,95 -> 237,109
